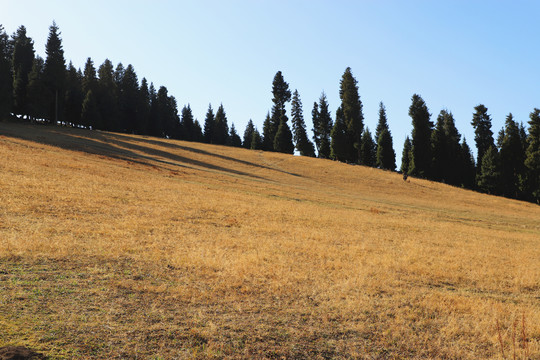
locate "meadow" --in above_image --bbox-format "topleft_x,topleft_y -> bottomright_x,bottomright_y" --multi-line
0,121 -> 539,359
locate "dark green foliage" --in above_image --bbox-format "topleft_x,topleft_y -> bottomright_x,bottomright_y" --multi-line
156,86 -> 180,139
312,93 -> 333,158
498,113 -> 526,198
97,59 -> 118,131
331,107 -> 348,162
63,62 -> 83,126
43,21 -> 65,124
26,56 -> 47,121
376,129 -> 396,171
180,105 -> 195,141
401,136 -> 412,174
431,110 -> 461,184
525,109 -> 540,202
339,67 -> 364,162
375,102 -> 396,171
80,89 -> 100,128
192,120 -> 204,142
243,119 -> 255,149
477,146 -> 500,194
213,104 -> 229,145
0,25 -> 12,118
273,116 -> 294,154
408,94 -> 433,178
270,71 -> 291,150
471,104 -> 495,168
227,123 -> 242,147
147,83 -> 162,137
459,138 -> 476,189
203,104 -> 215,143
82,58 -> 97,95
360,128 -> 376,167
291,90 -> 315,157
118,64 -> 139,133
136,78 -> 151,135
251,128 -> 263,150
11,26 -> 34,117
262,112 -> 274,151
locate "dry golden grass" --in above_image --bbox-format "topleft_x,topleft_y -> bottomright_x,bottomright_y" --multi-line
0,121 -> 539,359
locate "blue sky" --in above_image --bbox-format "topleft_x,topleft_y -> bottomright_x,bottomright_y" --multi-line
3,1 -> 540,163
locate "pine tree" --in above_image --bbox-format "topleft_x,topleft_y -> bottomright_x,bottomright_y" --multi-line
471,104 -> 495,168
431,110 -> 461,183
26,56 -> 47,121
408,94 -> 433,178
11,26 -> 34,117
360,128 -> 376,167
0,25 -> 12,118
376,129 -> 396,171
82,58 -> 97,95
339,67 -> 364,162
312,93 -> 333,159
97,59 -> 118,131
273,116 -> 295,154
80,89 -> 100,128
118,64 -> 139,133
193,120 -> 204,142
227,123 -> 242,147
459,138 -> 476,189
43,21 -> 65,124
330,107 -> 348,162
262,112 -> 273,151
147,83 -> 163,137
290,89 -> 315,156
243,119 -> 255,149
477,146 -> 500,194
525,109 -> 540,202
251,128 -> 263,150
401,136 -> 412,174
156,86 -> 180,139
499,113 -> 526,198
270,71 -> 293,152
63,62 -> 83,127
213,104 -> 229,145
137,78 -> 150,134
180,104 -> 195,141
375,102 -> 388,149
203,104 -> 215,143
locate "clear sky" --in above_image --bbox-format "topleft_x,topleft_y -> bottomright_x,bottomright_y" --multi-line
3,1 -> 540,163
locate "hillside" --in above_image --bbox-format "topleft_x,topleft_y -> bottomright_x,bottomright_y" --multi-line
1,121 -> 539,359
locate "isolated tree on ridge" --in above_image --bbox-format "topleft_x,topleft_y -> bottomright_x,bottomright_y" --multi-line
290,89 -> 315,156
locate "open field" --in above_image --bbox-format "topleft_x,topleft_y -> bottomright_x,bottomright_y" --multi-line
1,121 -> 539,359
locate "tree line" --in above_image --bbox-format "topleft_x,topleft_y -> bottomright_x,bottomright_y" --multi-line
1,23 -> 539,204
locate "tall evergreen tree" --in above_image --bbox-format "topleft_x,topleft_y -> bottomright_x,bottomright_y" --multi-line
227,123 -> 242,147
339,67 -> 364,162
147,83 -> 162,137
118,64 -> 139,133
80,89 -> 100,128
251,128 -> 263,150
330,107 -> 348,162
525,109 -> 540,203
459,138 -> 476,189
269,71 -> 293,153
360,128 -> 376,167
203,104 -> 215,143
43,21 -> 65,124
471,104 -> 495,168
375,102 -> 389,148
63,62 -> 83,127
82,58 -> 97,95
213,104 -> 229,145
156,86 -> 179,139
136,77 -> 150,134
0,25 -> 12,119
274,116 -> 295,154
192,119 -> 204,142
243,119 -> 255,149
26,56 -> 47,121
180,104 -> 195,141
312,93 -> 333,159
401,136 -> 412,174
290,89 -> 315,156
376,129 -> 396,171
430,110 -> 461,184
408,94 -> 433,178
97,59 -> 118,131
477,146 -> 500,194
498,113 -> 526,198
11,26 -> 34,117
262,112 -> 274,151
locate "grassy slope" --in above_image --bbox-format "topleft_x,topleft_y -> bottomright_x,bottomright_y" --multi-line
0,122 -> 539,359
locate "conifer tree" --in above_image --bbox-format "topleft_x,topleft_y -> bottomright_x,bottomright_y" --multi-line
339,67 -> 364,162
0,25 -> 12,118
459,138 -> 476,189
192,120 -> 204,142
97,59 -> 118,131
118,64 -> 139,133
290,89 -> 315,156
156,86 -> 180,139
137,78 -> 150,134
360,128 -> 376,167
499,113 -> 526,198
227,123 -> 242,147
251,128 -> 263,150
26,56 -> 47,121
80,89 -> 100,128
477,146 -> 500,194
408,94 -> 433,178
525,109 -> 540,202
376,129 -> 396,171
330,107 -> 348,162
312,93 -> 333,158
471,104 -> 495,168
401,136 -> 412,174
273,116 -> 295,154
43,21 -> 65,124
243,119 -> 255,149
203,104 -> 215,143
270,71 -> 292,149
11,26 -> 34,117
375,102 -> 389,149
180,104 -> 195,141
147,83 -> 163,137
213,104 -> 229,145
82,58 -> 97,95
63,62 -> 83,127
262,112 -> 273,151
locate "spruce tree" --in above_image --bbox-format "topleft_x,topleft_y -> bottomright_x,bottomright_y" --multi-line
137,78 -> 151,135
499,113 -> 526,198
82,58 -> 97,95
118,64 -> 139,133
97,59 -> 118,131
431,110 -> 461,183
180,104 -> 195,141
251,128 -> 263,150
156,86 -> 180,139
459,138 -> 476,189
192,120 -> 204,142
477,146 -> 500,194
0,25 -> 12,119
375,102 -> 389,149
11,26 -> 34,117
80,89 -> 100,128
330,107 -> 348,162
312,93 -> 333,159
339,67 -> 364,162
376,129 -> 396,171
408,94 -> 433,178
243,119 -> 255,149
227,123 -> 242,147
360,128 -> 376,167
213,104 -> 229,145
26,56 -> 47,121
270,71 -> 292,150
203,104 -> 215,143
273,116 -> 295,154
147,83 -> 163,137
290,89 -> 315,156
525,109 -> 540,202
262,112 -> 274,151
471,104 -> 495,168
63,62 -> 83,127
43,21 -> 65,124
401,136 -> 412,174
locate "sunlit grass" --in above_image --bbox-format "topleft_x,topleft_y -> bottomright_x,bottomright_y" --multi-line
1,122 -> 539,359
